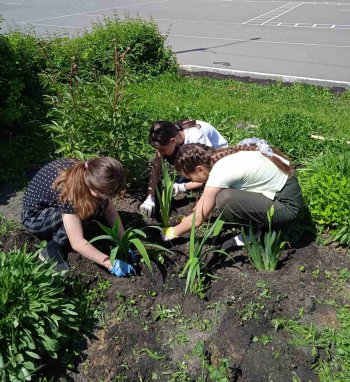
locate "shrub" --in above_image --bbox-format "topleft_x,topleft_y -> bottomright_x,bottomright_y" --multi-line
46,15 -> 177,82
44,73 -> 149,177
0,30 -> 46,134
299,172 -> 350,245
298,149 -> 350,245
0,246 -> 85,381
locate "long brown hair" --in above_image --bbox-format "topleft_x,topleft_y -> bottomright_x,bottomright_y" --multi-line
149,119 -> 198,148
175,143 -> 294,176
53,157 -> 125,220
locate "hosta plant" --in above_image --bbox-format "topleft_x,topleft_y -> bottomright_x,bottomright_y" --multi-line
156,159 -> 176,227
90,219 -> 173,274
242,206 -> 286,271
181,213 -> 227,295
0,246 -> 83,381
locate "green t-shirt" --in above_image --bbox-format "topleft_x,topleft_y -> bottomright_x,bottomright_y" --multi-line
206,151 -> 288,200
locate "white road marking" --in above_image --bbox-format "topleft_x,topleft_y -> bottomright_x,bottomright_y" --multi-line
262,2 -> 303,24
16,0 -> 168,24
156,17 -> 350,29
168,33 -> 350,48
28,23 -> 91,30
243,3 -> 291,24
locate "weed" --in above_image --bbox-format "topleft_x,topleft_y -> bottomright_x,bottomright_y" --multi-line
114,293 -> 140,320
139,348 -> 166,360
154,304 -> 182,321
252,334 -> 272,345
273,305 -> 350,381
312,268 -> 320,279
193,342 -> 230,382
239,302 -> 265,324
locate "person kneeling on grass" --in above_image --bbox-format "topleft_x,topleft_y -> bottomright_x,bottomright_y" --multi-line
21,157 -> 137,276
140,119 -> 228,217
162,139 -> 304,247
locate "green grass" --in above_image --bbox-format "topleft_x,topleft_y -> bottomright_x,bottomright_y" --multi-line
273,303 -> 350,382
128,73 -> 350,147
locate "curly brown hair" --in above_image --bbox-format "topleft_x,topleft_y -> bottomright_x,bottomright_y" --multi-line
53,157 -> 125,220
175,143 -> 294,176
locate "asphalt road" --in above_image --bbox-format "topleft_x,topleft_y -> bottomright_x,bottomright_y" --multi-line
1,0 -> 350,86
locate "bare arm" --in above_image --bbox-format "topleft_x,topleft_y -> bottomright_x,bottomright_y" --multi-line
62,213 -> 112,270
173,186 -> 222,237
104,199 -> 124,239
184,181 -> 204,191
147,153 -> 162,197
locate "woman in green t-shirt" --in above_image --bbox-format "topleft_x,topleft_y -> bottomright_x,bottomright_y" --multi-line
162,139 -> 304,248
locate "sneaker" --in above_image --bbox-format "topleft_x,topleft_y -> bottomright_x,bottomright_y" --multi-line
39,241 -> 70,272
221,233 -> 245,251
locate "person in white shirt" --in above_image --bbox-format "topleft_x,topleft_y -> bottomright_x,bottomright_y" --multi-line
140,119 -> 228,217
162,138 -> 304,248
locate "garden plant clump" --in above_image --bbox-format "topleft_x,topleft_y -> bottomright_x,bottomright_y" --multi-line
0,13 -> 350,382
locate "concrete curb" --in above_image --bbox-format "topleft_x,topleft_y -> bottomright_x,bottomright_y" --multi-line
180,65 -> 350,89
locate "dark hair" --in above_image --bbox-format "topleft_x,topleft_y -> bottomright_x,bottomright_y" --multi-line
149,119 -> 198,148
175,143 -> 294,176
53,157 -> 125,220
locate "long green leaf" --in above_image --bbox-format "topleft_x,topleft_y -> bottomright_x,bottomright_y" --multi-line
130,238 -> 153,274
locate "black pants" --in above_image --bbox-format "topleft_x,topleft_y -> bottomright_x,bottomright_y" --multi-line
215,176 -> 304,230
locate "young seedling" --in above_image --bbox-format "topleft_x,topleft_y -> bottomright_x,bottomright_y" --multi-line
242,206 -> 286,271
180,212 -> 227,295
90,219 -> 173,274
156,159 -> 176,227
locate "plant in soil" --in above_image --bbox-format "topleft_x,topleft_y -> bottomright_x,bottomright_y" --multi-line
156,159 -> 176,227
242,206 -> 286,271
90,219 -> 172,274
180,212 -> 227,295
0,246 -> 86,381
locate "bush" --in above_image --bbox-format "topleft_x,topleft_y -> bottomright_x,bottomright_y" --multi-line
46,15 -> 177,81
0,247 -> 86,381
299,152 -> 350,245
0,16 -> 176,137
44,74 -> 150,179
0,31 -> 46,135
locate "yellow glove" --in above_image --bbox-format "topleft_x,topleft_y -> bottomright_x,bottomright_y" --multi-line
162,227 -> 177,241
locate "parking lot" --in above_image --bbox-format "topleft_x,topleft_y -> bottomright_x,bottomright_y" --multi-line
1,0 -> 350,86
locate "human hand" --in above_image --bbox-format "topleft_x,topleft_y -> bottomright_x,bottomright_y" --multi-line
128,248 -> 139,264
172,182 -> 187,197
162,226 -> 177,241
140,195 -> 155,217
110,259 -> 136,277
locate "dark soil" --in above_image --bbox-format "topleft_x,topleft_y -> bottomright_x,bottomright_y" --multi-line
1,188 -> 349,382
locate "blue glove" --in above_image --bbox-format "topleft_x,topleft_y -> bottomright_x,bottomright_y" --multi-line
110,259 -> 136,277
128,249 -> 139,264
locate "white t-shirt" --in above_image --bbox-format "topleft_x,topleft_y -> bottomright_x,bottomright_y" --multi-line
206,151 -> 288,200
183,121 -> 228,148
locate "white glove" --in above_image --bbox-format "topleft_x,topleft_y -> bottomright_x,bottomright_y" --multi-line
140,195 -> 155,217
172,182 -> 187,197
